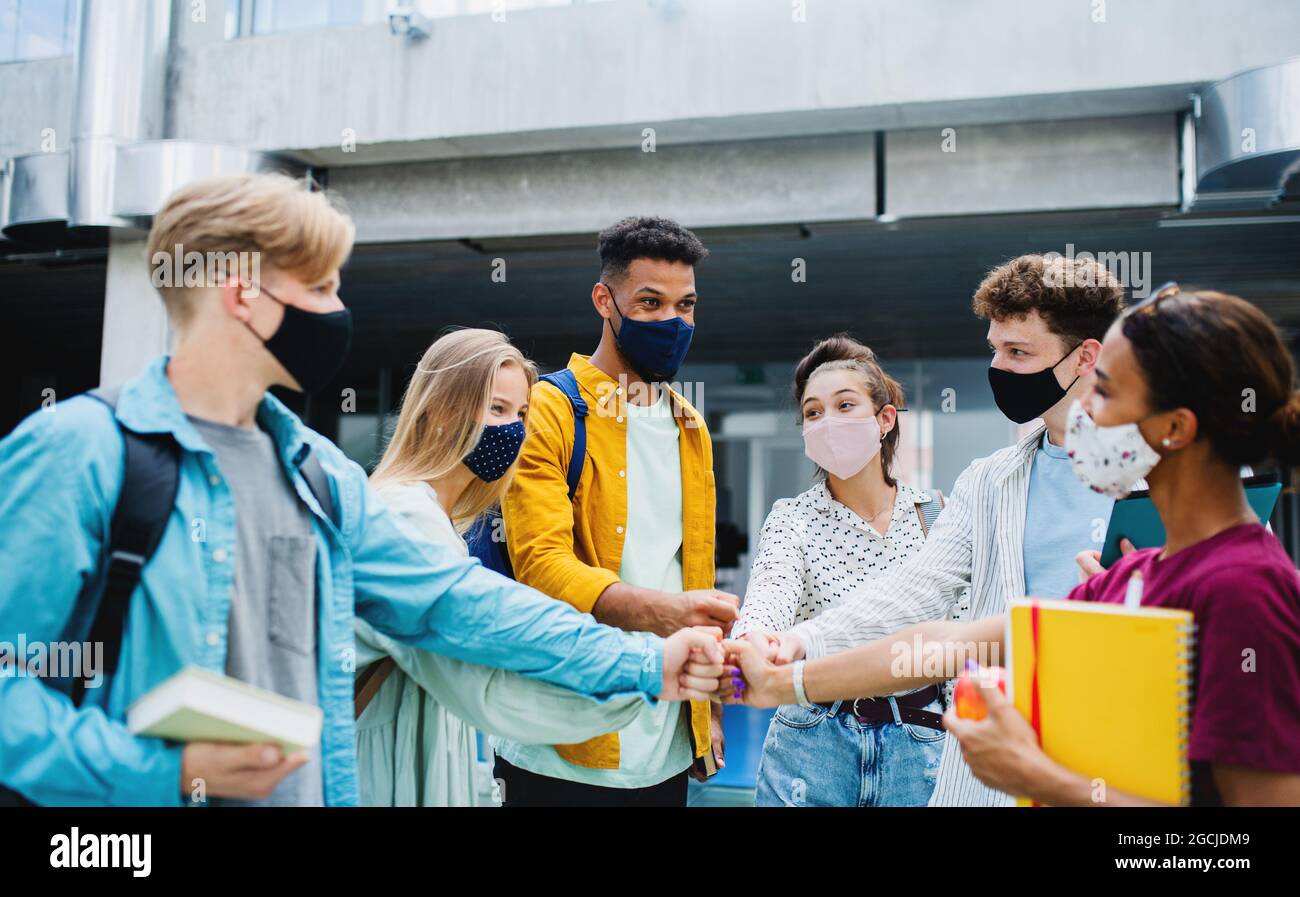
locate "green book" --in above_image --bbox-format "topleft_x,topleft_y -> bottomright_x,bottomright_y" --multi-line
127,666 -> 323,754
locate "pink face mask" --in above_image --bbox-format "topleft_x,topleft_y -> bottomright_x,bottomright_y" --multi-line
802,415 -> 883,480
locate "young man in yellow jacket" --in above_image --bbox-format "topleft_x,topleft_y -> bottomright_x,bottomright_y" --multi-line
495,216 -> 739,806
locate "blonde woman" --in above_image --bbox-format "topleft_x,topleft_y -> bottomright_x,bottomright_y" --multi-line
355,329 -> 645,806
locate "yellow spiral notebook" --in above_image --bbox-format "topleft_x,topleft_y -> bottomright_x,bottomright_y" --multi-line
1006,598 -> 1195,806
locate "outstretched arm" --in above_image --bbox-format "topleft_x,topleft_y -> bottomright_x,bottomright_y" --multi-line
779,467 -> 981,661
719,614 -> 1005,707
348,470 -> 722,703
355,619 -> 644,744
733,502 -> 808,638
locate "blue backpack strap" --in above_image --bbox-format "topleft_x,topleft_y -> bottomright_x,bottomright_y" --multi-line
915,488 -> 945,538
466,513 -> 514,579
538,368 -> 587,501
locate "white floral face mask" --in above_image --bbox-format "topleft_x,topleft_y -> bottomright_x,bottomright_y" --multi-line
1064,400 -> 1163,499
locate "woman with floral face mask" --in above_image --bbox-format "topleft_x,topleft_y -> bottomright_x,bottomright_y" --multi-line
734,334 -> 948,807
355,329 -> 649,806
721,290 -> 1300,806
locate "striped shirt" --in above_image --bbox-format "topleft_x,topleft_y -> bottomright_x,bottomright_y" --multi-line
788,423 -> 1113,806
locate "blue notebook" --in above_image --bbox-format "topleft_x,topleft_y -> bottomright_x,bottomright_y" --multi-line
1101,476 -> 1283,566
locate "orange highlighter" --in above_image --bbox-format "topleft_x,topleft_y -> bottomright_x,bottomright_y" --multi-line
954,658 -> 1006,721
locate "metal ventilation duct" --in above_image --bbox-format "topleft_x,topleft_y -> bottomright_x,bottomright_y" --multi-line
1193,56 -> 1300,210
3,152 -> 72,243
68,0 -> 171,229
1,1 -> 308,244
2,142 -> 306,243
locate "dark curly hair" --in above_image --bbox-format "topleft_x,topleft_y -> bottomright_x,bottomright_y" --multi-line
972,254 -> 1126,347
1122,289 -> 1300,469
597,216 -> 708,282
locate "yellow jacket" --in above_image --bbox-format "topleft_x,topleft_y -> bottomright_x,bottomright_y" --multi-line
502,353 -> 715,770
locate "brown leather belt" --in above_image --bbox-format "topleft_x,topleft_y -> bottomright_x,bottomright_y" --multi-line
817,685 -> 944,731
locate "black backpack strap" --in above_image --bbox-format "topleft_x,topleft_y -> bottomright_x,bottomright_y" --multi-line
538,368 -> 588,501
76,389 -> 181,706
297,450 -> 336,525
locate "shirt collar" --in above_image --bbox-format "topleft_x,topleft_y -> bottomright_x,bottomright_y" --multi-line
810,477 -> 930,527
896,480 -> 931,506
994,422 -> 1049,484
113,355 -> 312,467
1037,429 -> 1072,460
568,352 -> 697,423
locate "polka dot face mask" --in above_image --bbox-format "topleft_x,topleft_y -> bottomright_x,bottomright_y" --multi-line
463,421 -> 526,483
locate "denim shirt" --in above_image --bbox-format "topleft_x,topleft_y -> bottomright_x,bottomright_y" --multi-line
0,356 -> 663,806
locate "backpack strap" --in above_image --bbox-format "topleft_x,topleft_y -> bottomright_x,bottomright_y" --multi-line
77,388 -> 181,706
466,512 -> 514,579
913,488 -> 946,539
538,368 -> 588,501
354,657 -> 397,719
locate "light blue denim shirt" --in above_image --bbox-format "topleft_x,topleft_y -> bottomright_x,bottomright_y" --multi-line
0,356 -> 663,806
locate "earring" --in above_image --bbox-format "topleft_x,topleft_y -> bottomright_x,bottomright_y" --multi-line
1161,438 -> 1171,447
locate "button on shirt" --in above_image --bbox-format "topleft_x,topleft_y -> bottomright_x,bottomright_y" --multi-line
735,479 -> 931,636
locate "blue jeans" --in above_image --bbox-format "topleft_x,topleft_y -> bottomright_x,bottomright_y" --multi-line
754,696 -> 946,807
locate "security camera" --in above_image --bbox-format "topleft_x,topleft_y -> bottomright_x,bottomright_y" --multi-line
388,5 -> 432,40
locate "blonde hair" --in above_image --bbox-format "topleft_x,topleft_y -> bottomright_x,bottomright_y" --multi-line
146,172 -> 355,325
371,329 -> 538,533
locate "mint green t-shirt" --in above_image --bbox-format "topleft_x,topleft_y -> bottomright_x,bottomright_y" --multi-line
493,388 -> 693,788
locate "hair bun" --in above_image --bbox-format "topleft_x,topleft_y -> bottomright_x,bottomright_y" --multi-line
1270,391 -> 1300,466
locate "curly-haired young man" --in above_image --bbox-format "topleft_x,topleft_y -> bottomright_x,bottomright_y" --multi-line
743,253 -> 1130,807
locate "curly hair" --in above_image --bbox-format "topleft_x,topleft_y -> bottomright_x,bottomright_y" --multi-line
972,254 -> 1126,346
597,216 -> 708,282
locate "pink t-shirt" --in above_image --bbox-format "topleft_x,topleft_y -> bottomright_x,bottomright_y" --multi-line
1068,523 -> 1300,805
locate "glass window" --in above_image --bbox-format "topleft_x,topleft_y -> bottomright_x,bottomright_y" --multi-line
242,0 -> 584,36
0,0 -> 77,64
250,0 -> 379,34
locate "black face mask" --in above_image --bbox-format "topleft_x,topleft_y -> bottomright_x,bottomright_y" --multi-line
987,344 -> 1080,424
247,287 -> 353,394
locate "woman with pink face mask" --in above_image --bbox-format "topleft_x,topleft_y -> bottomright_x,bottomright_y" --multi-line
734,334 -> 947,806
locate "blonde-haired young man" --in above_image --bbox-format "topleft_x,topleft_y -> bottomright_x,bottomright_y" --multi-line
0,173 -> 724,806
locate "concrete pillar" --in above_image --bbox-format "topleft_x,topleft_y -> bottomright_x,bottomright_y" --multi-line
99,230 -> 172,387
